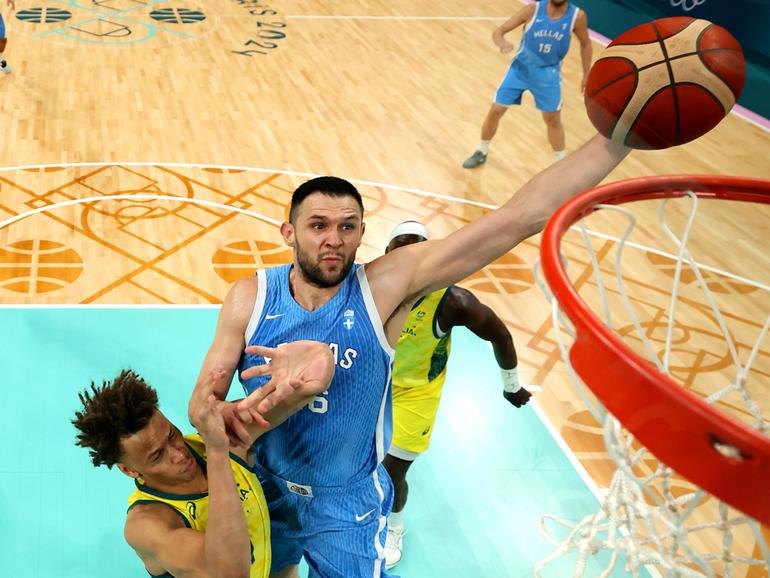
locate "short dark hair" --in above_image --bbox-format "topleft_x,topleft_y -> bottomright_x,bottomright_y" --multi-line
289,176 -> 364,223
72,370 -> 159,469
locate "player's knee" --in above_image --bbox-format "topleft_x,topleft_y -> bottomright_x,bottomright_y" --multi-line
490,104 -> 508,118
542,111 -> 562,127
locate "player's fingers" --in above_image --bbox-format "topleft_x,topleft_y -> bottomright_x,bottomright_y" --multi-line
256,383 -> 293,414
241,363 -> 272,380
244,345 -> 276,358
237,381 -> 272,411
250,411 -> 271,430
224,412 -> 252,447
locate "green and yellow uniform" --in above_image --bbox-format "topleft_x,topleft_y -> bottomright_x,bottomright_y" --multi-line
127,434 -> 271,578
391,288 -> 452,454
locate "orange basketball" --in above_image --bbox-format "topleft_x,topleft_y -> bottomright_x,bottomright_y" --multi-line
585,17 -> 745,150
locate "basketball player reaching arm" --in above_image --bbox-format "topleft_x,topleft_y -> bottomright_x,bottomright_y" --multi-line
381,221 -> 531,569
188,132 -> 627,578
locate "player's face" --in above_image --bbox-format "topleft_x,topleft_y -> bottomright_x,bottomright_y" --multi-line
287,192 -> 364,288
385,234 -> 427,253
119,411 -> 200,485
550,0 -> 568,6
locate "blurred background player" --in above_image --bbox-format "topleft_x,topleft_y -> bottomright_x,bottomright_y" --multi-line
463,0 -> 591,168
381,221 -> 532,569
1,0 -> 15,74
73,341 -> 334,578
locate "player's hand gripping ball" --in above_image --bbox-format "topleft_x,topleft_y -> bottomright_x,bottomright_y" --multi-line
584,17 -> 745,149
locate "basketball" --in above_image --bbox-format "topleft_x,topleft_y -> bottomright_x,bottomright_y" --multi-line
584,17 -> 745,150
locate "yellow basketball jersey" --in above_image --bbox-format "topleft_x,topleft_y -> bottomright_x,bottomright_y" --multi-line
126,434 -> 271,578
392,288 -> 452,395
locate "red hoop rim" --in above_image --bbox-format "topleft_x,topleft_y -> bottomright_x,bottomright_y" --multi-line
541,174 -> 770,526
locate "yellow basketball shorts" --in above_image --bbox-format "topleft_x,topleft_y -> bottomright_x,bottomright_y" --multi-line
390,383 -> 443,455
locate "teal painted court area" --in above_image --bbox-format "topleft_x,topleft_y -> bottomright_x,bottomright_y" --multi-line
0,308 -> 648,578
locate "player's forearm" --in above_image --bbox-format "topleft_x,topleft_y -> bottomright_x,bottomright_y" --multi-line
580,41 -> 593,77
414,135 -> 628,295
508,134 -> 628,239
492,27 -> 507,46
490,330 -> 517,370
189,362 -> 237,427
204,449 -> 250,578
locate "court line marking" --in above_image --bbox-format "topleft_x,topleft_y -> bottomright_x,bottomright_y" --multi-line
286,15 -> 503,20
1,162 -> 767,293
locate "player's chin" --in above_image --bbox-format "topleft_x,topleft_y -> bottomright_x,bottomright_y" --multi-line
319,264 -> 346,284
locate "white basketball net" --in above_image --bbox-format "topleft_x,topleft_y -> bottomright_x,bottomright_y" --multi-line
670,0 -> 707,11
533,191 -> 770,578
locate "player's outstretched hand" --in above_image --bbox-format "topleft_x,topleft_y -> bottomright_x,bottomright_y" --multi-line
504,386 -> 532,408
499,40 -> 514,54
237,340 -> 335,417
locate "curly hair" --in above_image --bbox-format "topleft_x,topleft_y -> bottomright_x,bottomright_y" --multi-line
72,370 -> 159,469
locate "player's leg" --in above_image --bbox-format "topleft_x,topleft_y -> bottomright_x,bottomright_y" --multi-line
302,465 -> 395,578
463,63 -> 525,168
382,453 -> 413,513
0,14 -> 10,75
531,69 -> 566,160
542,110 -> 566,161
383,388 -> 441,568
382,451 -> 414,570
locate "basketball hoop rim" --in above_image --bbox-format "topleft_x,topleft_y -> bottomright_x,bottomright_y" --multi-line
540,174 -> 770,526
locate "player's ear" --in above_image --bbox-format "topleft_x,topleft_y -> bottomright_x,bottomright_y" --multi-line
117,463 -> 141,480
280,221 -> 295,248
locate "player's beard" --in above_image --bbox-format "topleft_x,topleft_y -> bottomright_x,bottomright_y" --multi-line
295,240 -> 355,288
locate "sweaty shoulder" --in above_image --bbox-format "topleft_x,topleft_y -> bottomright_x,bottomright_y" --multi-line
223,275 -> 259,325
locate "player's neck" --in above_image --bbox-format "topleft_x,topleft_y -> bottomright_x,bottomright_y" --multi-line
546,1 -> 568,18
288,265 -> 344,311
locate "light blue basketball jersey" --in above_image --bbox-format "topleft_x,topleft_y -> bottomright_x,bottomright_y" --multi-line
515,1 -> 579,68
239,263 -> 395,487
0,13 -> 6,39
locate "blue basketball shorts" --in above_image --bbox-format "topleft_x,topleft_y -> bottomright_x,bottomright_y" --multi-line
0,14 -> 6,40
254,461 -> 399,578
494,59 -> 562,113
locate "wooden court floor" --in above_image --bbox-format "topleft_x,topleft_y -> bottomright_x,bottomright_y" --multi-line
1,0 -> 769,575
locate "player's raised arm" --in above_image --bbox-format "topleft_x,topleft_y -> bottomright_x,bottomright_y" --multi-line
370,134 -> 629,314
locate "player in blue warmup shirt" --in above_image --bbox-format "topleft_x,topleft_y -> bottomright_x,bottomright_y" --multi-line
463,0 -> 592,168
189,133 -> 630,577
1,0 -> 16,75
